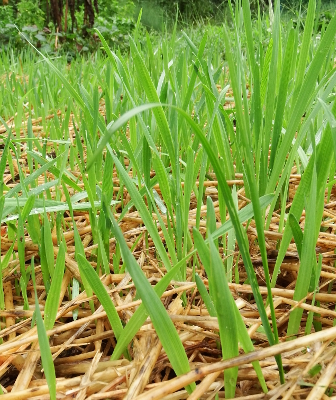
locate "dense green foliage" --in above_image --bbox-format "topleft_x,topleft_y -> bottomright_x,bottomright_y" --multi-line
1,0 -> 336,397
1,0 -> 335,54
0,0 -> 135,54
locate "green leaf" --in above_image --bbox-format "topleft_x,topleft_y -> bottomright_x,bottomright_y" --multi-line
287,157 -> 317,337
88,103 -> 161,172
0,128 -> 11,197
43,209 -> 55,278
289,214 -> 303,259
31,259 -> 56,400
107,206 -> 195,393
209,238 -> 239,398
5,155 -> 59,199
73,225 -> 94,314
272,110 -> 334,286
44,242 -> 65,331
105,147 -> 173,272
195,274 -> 216,317
77,254 -> 125,343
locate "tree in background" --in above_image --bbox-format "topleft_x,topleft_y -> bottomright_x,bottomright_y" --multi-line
0,0 -> 134,52
1,0 -> 103,32
45,0 -> 97,32
0,0 -> 334,52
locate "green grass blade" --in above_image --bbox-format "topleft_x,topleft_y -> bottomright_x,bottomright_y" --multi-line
0,196 -> 5,311
293,0 -> 316,103
181,31 -> 207,112
183,147 -> 194,257
287,158 -> 317,337
44,242 -> 65,330
289,214 -> 303,259
77,254 -> 125,340
43,209 -> 55,278
73,225 -> 94,314
269,28 -> 295,172
5,155 -> 60,199
17,211 -> 29,310
88,103 -> 161,172
31,258 -> 56,400
209,237 -> 238,398
195,274 -> 216,317
171,106 -> 275,340
107,204 -> 195,393
0,128 -> 12,196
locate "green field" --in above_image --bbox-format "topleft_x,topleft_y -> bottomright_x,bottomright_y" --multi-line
1,0 -> 336,398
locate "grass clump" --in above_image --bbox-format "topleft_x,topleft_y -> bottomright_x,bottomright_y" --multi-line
1,0 -> 336,398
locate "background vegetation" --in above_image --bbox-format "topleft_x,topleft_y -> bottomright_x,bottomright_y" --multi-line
1,0 -> 335,54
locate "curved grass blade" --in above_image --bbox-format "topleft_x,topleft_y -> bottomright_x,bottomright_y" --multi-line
43,209 -> 55,279
287,157 -> 317,337
44,242 -> 65,331
271,113 -> 334,286
107,205 -> 195,393
77,254 -> 126,345
289,214 -> 303,259
5,155 -> 60,199
2,200 -> 119,223
171,107 -> 272,331
209,237 -> 238,398
195,274 -> 216,317
88,103 -> 162,172
31,258 -> 56,400
0,124 -> 11,197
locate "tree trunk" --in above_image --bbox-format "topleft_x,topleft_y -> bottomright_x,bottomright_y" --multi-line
84,0 -> 95,28
46,0 -> 50,25
69,0 -> 76,31
64,0 -> 68,31
50,0 -> 63,31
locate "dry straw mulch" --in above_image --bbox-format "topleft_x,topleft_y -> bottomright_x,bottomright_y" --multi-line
2,112 -> 336,399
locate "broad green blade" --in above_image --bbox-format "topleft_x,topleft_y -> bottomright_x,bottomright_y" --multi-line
43,209 -> 55,279
287,155 -> 317,337
44,242 -> 65,331
288,214 -> 303,259
31,259 -> 56,400
209,237 -> 238,398
77,254 -> 125,342
107,203 -> 195,393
